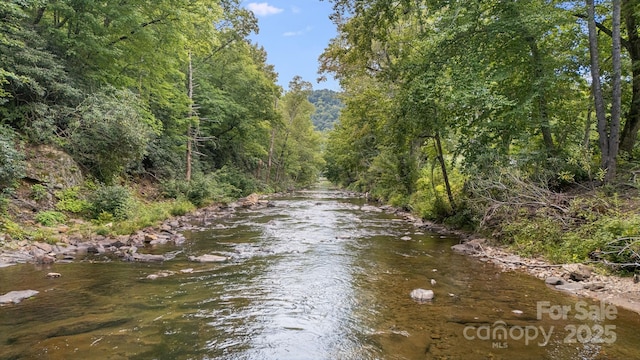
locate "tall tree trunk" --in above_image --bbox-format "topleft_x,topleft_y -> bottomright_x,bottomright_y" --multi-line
266,98 -> 278,184
527,38 -> 555,153
619,0 -> 640,153
186,51 -> 194,182
267,127 -> 276,184
434,132 -> 455,211
583,103 -> 592,151
607,0 -> 622,182
586,0 -> 611,179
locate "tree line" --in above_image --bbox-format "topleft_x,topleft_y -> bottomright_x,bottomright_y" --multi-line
321,0 -> 639,213
0,0 -> 324,199
319,0 -> 640,265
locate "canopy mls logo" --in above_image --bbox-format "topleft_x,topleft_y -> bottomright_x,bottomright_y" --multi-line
463,300 -> 617,348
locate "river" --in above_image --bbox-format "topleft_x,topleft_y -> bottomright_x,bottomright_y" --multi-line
1,188 -> 639,359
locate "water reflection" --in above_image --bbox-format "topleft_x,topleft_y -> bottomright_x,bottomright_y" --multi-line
0,189 -> 639,359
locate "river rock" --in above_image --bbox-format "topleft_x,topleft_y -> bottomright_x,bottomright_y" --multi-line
239,193 -> 260,208
188,254 -> 227,263
0,290 -> 39,304
146,270 -> 175,280
410,288 -> 434,302
584,282 -> 605,291
545,277 -> 565,285
33,242 -> 53,253
555,282 -> 585,292
130,253 -> 166,262
563,264 -> 592,282
46,272 -> 62,278
451,243 -> 477,255
35,254 -> 55,264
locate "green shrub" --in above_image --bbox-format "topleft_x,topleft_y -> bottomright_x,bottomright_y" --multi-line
161,177 -> 211,205
161,179 -> 191,200
185,176 -> 213,206
89,185 -> 132,220
170,199 -> 195,216
30,184 -> 48,202
35,210 -> 67,226
55,186 -> 90,214
1,219 -> 27,240
65,89 -> 159,183
214,166 -> 259,197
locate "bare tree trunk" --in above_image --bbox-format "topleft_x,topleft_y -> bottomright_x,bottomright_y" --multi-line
434,132 -> 455,211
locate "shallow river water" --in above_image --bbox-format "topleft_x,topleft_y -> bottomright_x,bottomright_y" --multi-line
1,188 -> 640,359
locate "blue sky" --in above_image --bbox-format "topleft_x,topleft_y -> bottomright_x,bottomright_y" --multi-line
244,1 -> 340,92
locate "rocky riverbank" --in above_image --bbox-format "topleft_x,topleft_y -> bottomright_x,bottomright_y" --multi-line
0,193 -> 271,269
3,192 -> 639,316
449,237 -> 640,315
368,206 -> 640,315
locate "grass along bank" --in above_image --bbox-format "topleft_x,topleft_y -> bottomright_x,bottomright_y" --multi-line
0,171 -> 263,249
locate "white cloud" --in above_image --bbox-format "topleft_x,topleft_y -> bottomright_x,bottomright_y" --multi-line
291,6 -> 301,14
283,31 -> 303,37
283,26 -> 313,37
247,2 -> 284,17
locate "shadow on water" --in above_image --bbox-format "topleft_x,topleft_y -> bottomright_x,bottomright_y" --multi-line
1,186 -> 640,359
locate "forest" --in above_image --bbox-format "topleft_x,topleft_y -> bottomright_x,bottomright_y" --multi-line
0,0 -> 324,237
2,0 -> 640,269
319,0 -> 640,268
308,89 -> 343,131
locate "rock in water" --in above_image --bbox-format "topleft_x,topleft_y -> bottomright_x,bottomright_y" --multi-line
544,277 -> 564,285
410,288 -> 434,302
0,290 -> 39,304
188,254 -> 227,263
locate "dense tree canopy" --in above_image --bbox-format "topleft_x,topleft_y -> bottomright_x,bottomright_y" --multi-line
320,0 -> 639,212
0,0 -> 323,192
308,89 -> 343,131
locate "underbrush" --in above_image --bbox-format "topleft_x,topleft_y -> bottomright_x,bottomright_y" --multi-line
466,174 -> 640,270
0,169 -> 260,241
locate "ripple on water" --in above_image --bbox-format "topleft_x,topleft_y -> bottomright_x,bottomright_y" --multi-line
1,189 -> 640,359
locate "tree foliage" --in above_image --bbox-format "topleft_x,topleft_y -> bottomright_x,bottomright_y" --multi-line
321,0 -> 638,212
308,89 -> 343,131
0,0 -> 323,195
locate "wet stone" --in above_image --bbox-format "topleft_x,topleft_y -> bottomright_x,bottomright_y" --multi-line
555,282 -> 584,292
0,290 -> 39,304
188,254 -> 227,263
410,288 -> 434,302
545,277 -> 565,286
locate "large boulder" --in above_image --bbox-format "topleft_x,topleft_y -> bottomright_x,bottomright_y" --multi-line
238,193 -> 260,208
23,145 -> 83,189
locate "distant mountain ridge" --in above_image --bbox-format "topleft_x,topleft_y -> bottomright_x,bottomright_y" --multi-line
308,89 -> 343,131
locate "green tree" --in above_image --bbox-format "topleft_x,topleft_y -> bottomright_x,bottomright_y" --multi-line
64,89 -> 159,183
308,89 -> 343,131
